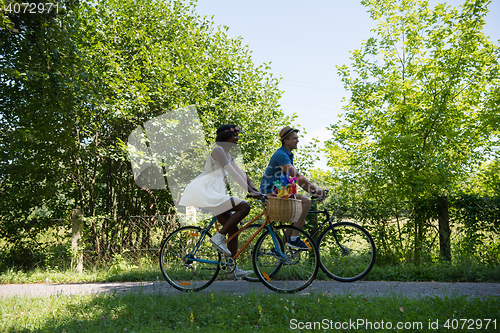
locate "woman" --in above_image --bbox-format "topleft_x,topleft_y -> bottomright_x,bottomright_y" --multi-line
179,124 -> 261,279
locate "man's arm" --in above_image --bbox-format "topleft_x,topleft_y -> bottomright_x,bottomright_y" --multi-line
281,164 -> 324,196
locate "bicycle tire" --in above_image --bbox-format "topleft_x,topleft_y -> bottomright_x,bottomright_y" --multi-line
318,222 -> 376,282
159,226 -> 220,292
235,223 -> 262,282
253,225 -> 319,293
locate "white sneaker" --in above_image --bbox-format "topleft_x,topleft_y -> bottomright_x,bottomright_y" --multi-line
210,232 -> 231,256
228,265 -> 254,280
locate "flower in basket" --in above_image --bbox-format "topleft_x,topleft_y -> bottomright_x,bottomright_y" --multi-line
280,170 -> 293,187
277,188 -> 288,198
272,180 -> 282,197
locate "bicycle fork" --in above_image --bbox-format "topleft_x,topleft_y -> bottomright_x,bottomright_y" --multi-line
267,224 -> 288,260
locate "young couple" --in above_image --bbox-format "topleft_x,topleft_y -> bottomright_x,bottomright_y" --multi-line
179,124 -> 326,279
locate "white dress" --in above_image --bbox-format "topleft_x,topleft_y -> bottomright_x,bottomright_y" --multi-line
178,146 -> 233,212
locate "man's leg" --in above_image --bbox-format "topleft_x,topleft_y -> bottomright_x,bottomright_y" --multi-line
291,194 -> 311,237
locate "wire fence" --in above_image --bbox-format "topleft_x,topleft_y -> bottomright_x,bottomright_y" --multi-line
79,214 -> 180,268
22,213 -> 181,271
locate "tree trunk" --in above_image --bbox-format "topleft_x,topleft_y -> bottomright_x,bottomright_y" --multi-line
437,195 -> 451,261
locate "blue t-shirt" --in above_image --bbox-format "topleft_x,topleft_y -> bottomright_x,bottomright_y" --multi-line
260,146 -> 294,194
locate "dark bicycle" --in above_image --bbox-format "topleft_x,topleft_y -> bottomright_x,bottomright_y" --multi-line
239,190 -> 376,282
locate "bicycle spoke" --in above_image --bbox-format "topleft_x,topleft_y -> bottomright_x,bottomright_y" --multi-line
159,226 -> 220,291
235,224 -> 262,282
318,222 -> 376,282
253,225 -> 319,293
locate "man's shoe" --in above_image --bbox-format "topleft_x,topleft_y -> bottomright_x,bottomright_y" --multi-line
210,232 -> 231,256
267,247 -> 282,257
287,237 -> 309,250
227,265 -> 254,279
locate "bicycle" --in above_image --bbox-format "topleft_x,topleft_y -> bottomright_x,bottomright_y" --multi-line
238,190 -> 376,282
159,194 -> 320,293
309,190 -> 376,282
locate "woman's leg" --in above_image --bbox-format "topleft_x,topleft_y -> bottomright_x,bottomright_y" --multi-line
216,199 -> 251,256
216,211 -> 237,256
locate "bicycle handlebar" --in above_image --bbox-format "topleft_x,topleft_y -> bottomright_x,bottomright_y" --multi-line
311,189 -> 329,201
245,189 -> 330,202
246,193 -> 268,202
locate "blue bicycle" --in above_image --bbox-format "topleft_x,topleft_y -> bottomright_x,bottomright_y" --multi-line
159,195 -> 320,293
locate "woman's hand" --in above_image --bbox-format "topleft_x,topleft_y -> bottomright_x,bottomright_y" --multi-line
249,190 -> 262,199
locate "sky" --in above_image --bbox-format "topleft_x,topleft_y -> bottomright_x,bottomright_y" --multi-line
194,0 -> 500,169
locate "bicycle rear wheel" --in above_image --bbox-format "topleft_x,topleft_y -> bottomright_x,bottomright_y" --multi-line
159,226 -> 220,292
318,222 -> 376,282
253,225 -> 319,293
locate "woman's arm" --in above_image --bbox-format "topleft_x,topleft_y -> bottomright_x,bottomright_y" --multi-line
211,148 -> 251,191
231,159 -> 258,191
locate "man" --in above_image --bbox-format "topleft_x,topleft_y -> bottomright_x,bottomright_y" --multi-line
260,126 -> 326,248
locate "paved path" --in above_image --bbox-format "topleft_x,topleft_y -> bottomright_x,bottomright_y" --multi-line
1,281 -> 499,298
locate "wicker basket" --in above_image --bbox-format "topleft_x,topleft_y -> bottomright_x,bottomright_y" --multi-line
266,196 -> 302,224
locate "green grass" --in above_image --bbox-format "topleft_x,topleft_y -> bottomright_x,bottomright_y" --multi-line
1,292 -> 499,332
1,261 -> 499,284
364,262 -> 500,283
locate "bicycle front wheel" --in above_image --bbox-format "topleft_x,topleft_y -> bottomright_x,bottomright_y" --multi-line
253,225 -> 319,293
318,222 -> 376,282
159,226 -> 220,292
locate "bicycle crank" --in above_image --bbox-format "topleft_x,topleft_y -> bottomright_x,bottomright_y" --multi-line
219,255 -> 236,273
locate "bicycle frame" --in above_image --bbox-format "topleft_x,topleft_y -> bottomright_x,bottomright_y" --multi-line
308,199 -> 333,239
307,197 -> 352,255
184,201 -> 289,267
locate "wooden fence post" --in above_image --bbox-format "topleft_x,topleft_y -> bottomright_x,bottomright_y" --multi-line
71,208 -> 84,273
438,196 -> 451,261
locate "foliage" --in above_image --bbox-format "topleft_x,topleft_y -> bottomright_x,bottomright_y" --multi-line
1,0 -> 285,268
0,0 -> 81,267
451,193 -> 500,265
326,0 -> 500,263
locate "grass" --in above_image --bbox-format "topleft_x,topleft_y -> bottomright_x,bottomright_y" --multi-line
1,261 -> 499,284
367,262 -> 500,283
1,261 -> 498,332
1,291 -> 499,332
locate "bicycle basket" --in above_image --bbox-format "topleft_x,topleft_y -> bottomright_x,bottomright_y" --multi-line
266,196 -> 302,223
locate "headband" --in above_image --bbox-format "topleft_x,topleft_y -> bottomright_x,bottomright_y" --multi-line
224,126 -> 239,132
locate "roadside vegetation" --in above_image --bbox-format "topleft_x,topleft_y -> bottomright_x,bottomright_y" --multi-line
1,291 -> 499,332
1,260 -> 499,285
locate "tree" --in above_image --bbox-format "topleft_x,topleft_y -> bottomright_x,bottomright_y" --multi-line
0,1 -> 82,265
0,0 -> 285,268
327,0 -> 500,263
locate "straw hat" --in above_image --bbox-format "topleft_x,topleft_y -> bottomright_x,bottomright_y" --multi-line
279,126 -> 299,141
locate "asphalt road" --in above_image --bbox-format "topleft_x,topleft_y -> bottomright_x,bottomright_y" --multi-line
1,281 -> 499,298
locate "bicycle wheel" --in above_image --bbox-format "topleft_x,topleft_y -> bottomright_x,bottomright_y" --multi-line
159,226 -> 220,292
318,222 -> 376,282
253,225 -> 319,293
235,223 -> 262,282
